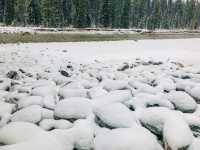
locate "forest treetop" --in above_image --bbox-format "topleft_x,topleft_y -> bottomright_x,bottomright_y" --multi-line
0,0 -> 200,30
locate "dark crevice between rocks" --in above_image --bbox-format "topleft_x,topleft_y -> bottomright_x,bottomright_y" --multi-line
59,70 -> 70,77
140,122 -> 163,141
54,116 -> 78,124
190,125 -> 200,137
95,116 -> 115,130
117,63 -> 129,71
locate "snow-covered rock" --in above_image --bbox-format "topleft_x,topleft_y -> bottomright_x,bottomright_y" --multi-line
163,113 -> 194,150
39,119 -> 73,131
54,97 -> 93,120
194,105 -> 200,117
17,96 -> 43,109
94,125 -> 163,150
183,113 -> 200,137
129,80 -> 162,94
88,87 -> 108,99
42,108 -> 54,119
188,138 -> 200,150
31,80 -> 56,89
167,91 -> 197,113
61,81 -> 84,89
156,77 -> 176,92
0,78 -> 11,91
0,102 -> 16,116
93,90 -> 132,106
0,131 -> 74,150
43,95 -> 57,110
0,122 -> 45,145
186,85 -> 200,103
102,80 -> 129,91
31,85 -> 57,98
130,93 -> 174,110
4,92 -> 28,104
59,88 -> 88,99
94,103 -> 137,128
71,115 -> 95,150
137,107 -> 171,136
11,105 -> 42,123
0,90 -> 8,102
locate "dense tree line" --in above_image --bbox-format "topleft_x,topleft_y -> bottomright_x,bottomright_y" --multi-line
0,0 -> 200,29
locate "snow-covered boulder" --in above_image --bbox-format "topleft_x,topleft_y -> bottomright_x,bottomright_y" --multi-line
130,93 -> 174,110
31,80 -> 56,89
31,85 -> 57,98
156,77 -> 176,92
129,80 -> 162,94
102,80 -> 129,91
94,103 -> 137,128
93,90 -> 132,106
175,78 -> 195,91
0,113 -> 12,128
0,90 -> 8,102
42,108 -> 54,119
39,119 -> 73,131
54,120 -> 73,130
94,125 -> 163,150
71,115 -> 95,150
0,102 -> 16,116
167,91 -> 197,113
78,79 -> 95,89
61,81 -> 84,89
17,96 -> 43,109
186,85 -> 200,103
43,95 -> 57,110
0,122 -> 45,145
11,105 -> 42,123
59,88 -> 88,99
188,138 -> 200,150
163,113 -> 194,150
137,107 -> 171,136
0,131 -> 74,150
15,85 -> 32,94
194,105 -> 200,117
88,87 -> 108,99
183,113 -> 200,137
54,97 -> 93,120
4,92 -> 28,104
0,78 -> 11,91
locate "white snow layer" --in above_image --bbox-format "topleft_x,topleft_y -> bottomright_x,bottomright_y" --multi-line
0,39 -> 200,150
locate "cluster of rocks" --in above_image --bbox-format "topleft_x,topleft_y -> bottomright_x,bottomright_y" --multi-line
0,59 -> 200,150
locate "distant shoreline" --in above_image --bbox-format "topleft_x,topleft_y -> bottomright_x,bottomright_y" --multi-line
0,27 -> 200,43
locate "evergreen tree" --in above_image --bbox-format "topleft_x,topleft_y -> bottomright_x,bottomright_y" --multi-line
62,0 -> 73,26
14,0 -> 30,26
28,0 -> 41,25
73,0 -> 90,28
150,0 -> 161,29
121,0 -> 131,28
41,0 -> 52,26
101,0 -> 112,27
160,0 -> 168,28
174,0 -> 184,28
4,0 -> 14,25
0,0 -> 5,22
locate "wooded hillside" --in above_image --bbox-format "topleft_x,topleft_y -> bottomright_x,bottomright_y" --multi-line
0,0 -> 200,29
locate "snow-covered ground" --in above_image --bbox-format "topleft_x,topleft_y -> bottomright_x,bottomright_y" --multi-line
0,39 -> 200,72
0,39 -> 200,150
1,26 -> 200,34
